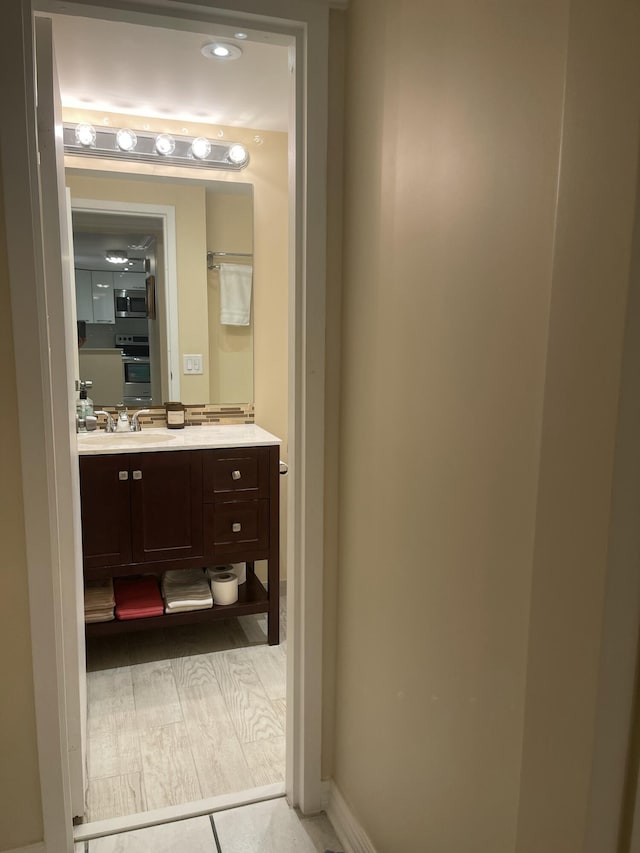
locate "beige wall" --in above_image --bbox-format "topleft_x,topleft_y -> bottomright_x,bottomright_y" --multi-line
515,1 -> 640,850
206,190 -> 254,403
0,157 -> 44,850
332,1 -> 568,850
322,8 -> 347,783
332,1 -> 640,852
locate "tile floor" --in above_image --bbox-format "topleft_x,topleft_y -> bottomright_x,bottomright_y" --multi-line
75,797 -> 343,852
85,599 -> 287,822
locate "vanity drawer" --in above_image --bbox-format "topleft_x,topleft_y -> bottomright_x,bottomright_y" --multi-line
205,501 -> 269,558
203,447 -> 269,502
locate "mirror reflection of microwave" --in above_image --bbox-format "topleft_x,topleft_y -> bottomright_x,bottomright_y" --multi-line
114,278 -> 155,319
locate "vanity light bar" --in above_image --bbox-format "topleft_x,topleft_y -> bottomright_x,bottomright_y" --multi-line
63,124 -> 249,171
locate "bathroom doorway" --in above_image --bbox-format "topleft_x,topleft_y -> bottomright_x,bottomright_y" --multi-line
54,9 -> 289,828
0,4 -> 326,849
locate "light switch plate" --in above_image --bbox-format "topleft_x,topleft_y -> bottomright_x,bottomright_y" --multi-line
183,354 -> 203,374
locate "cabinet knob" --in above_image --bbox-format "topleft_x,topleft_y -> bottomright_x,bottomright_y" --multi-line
119,471 -> 129,481
132,470 -> 143,480
232,522 -> 242,533
231,469 -> 242,481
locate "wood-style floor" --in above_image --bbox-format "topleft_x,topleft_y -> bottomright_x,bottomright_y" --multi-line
84,599 -> 286,822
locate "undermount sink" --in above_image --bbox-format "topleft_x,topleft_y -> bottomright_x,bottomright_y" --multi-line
79,431 -> 177,445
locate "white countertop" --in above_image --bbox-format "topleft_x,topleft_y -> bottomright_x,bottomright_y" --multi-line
77,424 -> 282,455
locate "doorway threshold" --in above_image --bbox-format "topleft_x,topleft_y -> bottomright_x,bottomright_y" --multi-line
73,782 -> 285,842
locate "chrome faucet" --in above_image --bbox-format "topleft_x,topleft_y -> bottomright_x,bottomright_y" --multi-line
131,409 -> 151,432
94,410 -> 115,433
115,404 -> 131,433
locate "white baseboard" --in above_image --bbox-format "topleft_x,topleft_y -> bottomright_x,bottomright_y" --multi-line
325,780 -> 378,853
3,844 -> 46,853
73,783 -> 285,842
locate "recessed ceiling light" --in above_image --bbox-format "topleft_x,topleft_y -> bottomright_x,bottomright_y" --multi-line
234,32 -> 248,39
155,134 -> 176,156
201,42 -> 242,61
106,249 -> 128,264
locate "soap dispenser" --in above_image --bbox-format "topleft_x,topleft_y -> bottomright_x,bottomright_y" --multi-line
76,380 -> 94,431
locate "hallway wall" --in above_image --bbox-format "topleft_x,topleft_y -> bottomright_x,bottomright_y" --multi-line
515,0 -> 640,849
332,1 -> 640,851
0,157 -> 44,850
332,2 -> 569,849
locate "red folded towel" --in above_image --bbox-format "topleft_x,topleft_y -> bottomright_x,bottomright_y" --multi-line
114,576 -> 164,620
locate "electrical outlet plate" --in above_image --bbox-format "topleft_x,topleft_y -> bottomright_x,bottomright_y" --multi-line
183,354 -> 203,374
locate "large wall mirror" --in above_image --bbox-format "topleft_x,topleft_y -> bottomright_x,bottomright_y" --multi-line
68,170 -> 254,408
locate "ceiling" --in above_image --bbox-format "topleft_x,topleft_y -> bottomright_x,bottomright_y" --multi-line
49,14 -> 291,132
72,211 -> 161,270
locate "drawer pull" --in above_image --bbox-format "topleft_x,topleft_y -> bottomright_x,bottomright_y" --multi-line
231,469 -> 242,481
132,470 -> 143,481
119,470 -> 129,481
232,522 -> 242,533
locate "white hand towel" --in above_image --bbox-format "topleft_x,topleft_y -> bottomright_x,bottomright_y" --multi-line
219,263 -> 253,326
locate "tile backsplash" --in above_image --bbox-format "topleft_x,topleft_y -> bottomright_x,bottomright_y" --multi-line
97,403 -> 254,428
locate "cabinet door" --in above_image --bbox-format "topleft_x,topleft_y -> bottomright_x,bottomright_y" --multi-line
79,455 -> 132,568
91,270 -> 115,323
75,269 -> 93,322
130,451 -> 203,563
114,271 -> 146,290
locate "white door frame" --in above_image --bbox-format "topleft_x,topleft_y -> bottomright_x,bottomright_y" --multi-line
71,197 -> 180,401
0,0 -> 330,849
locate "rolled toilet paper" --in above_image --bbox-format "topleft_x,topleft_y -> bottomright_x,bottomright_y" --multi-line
230,562 -> 247,584
211,572 -> 238,605
207,565 -> 230,582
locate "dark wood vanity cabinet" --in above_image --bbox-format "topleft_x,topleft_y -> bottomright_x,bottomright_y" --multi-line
79,450 -> 204,572
79,443 -> 280,645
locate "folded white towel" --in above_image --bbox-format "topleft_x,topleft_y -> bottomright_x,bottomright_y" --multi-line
162,569 -> 213,611
165,601 -> 213,613
219,263 -> 252,326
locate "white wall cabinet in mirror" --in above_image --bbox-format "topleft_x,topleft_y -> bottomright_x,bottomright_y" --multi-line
75,268 -> 117,324
90,270 -> 116,324
75,269 -> 93,323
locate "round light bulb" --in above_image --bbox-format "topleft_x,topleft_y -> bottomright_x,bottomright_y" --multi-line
75,123 -> 96,147
155,134 -> 176,156
116,128 -> 137,152
213,44 -> 230,57
191,137 -> 211,160
228,144 -> 248,165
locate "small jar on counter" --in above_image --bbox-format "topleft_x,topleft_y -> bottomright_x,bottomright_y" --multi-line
165,401 -> 186,429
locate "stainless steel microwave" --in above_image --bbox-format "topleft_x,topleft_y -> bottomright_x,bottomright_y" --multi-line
114,276 -> 156,319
